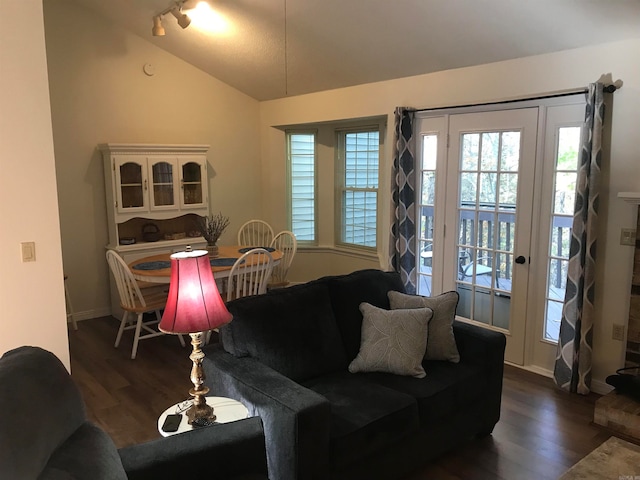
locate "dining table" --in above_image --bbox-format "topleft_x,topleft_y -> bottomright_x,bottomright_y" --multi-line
129,245 -> 282,284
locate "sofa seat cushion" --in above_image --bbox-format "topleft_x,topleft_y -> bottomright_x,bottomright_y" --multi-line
221,281 -> 348,382
40,422 -> 127,480
301,371 -> 419,470
362,360 -> 486,428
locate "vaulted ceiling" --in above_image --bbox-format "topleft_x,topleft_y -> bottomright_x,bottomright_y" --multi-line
70,0 -> 640,101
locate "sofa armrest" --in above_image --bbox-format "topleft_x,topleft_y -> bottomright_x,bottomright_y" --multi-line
453,320 -> 506,365
203,344 -> 331,480
453,320 -> 506,434
119,417 -> 268,480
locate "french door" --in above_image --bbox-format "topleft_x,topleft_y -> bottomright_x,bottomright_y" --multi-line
447,109 -> 537,364
416,101 -> 584,369
417,109 -> 537,364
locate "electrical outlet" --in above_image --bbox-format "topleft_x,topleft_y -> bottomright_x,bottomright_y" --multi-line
620,228 -> 636,246
612,323 -> 625,341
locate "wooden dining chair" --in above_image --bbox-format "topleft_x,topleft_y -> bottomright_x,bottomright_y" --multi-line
105,250 -> 185,359
268,231 -> 297,289
237,220 -> 274,247
63,275 -> 78,330
226,248 -> 274,302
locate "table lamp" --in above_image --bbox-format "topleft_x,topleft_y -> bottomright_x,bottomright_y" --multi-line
159,248 -> 232,426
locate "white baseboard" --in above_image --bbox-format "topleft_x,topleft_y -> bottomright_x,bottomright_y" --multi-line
505,362 -> 614,395
69,307 -> 113,323
591,379 -> 614,395
508,363 -> 553,378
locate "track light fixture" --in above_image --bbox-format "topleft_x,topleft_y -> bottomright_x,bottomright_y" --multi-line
152,16 -> 165,36
152,1 -> 192,36
171,7 -> 191,29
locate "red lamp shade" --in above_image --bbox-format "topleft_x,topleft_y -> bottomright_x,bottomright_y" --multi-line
159,249 -> 232,334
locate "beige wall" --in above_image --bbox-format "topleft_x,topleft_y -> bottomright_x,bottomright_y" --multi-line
43,0 -> 262,321
260,39 -> 640,388
0,1 -> 69,368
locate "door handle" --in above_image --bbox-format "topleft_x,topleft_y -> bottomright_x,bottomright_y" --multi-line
515,255 -> 527,264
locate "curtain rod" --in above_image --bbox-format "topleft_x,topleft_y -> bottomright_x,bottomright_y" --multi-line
415,85 -> 617,113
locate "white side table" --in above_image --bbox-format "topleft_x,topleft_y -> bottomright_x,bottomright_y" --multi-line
157,396 -> 249,437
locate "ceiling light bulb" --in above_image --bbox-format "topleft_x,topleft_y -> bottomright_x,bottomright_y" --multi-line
152,16 -> 165,36
171,8 -> 191,29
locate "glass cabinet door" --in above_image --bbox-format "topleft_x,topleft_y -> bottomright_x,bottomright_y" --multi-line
180,159 -> 207,208
116,159 -> 147,213
149,159 -> 176,210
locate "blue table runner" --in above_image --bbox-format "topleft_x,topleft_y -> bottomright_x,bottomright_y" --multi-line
238,247 -> 275,253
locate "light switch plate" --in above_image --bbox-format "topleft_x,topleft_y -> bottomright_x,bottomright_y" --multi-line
21,242 -> 36,262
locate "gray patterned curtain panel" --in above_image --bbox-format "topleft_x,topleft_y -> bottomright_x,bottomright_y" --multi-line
553,83 -> 605,394
389,107 -> 417,293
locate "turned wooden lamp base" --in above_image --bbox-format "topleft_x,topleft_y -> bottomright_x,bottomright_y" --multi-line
185,332 -> 217,426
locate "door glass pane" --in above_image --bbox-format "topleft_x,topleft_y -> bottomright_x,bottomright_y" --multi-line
461,134 -> 479,170
119,162 -> 143,208
460,173 -> 477,203
554,173 -> 577,214
182,162 -> 202,204
545,300 -> 563,341
544,126 -> 580,341
458,210 -> 475,246
422,171 -> 435,205
480,132 -> 499,170
499,173 -> 518,204
547,258 -> 567,300
479,172 -> 496,205
500,132 -> 520,171
152,162 -> 174,206
417,134 -> 437,296
456,130 -> 520,331
473,287 -> 493,325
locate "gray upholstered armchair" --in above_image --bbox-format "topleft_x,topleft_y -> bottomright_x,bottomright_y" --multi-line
0,346 -> 268,480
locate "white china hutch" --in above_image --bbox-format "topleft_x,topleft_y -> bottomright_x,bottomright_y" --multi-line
100,143 -> 210,316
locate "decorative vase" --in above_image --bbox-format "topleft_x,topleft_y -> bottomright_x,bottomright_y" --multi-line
206,244 -> 219,258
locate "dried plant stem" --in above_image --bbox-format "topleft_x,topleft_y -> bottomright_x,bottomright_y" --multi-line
197,213 -> 230,246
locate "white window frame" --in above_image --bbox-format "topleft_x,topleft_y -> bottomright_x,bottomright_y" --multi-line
286,130 -> 318,244
335,127 -> 380,251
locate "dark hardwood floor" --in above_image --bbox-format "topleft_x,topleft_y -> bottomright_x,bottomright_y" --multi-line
70,317 -> 624,480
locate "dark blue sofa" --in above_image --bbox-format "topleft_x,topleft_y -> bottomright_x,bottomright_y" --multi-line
203,269 -> 506,480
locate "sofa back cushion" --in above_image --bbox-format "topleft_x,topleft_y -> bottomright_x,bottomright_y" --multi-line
221,280 -> 349,382
327,269 -> 405,360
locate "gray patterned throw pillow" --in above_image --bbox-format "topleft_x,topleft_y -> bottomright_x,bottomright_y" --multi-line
348,302 -> 432,378
388,290 -> 460,363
